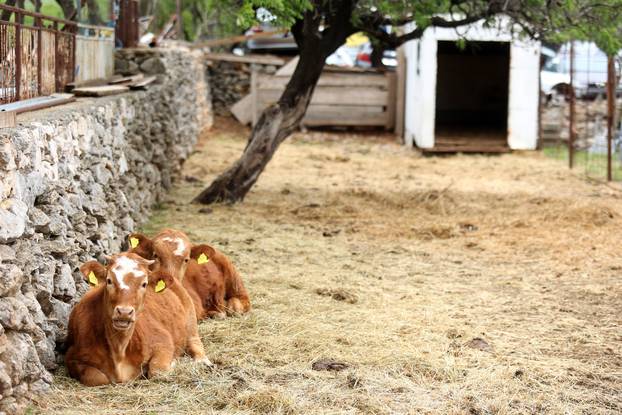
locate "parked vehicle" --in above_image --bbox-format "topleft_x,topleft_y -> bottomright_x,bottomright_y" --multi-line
239,12 -> 395,69
543,42 -> 622,100
352,42 -> 397,68
239,7 -> 296,53
243,25 -> 297,53
540,46 -> 571,98
326,33 -> 396,69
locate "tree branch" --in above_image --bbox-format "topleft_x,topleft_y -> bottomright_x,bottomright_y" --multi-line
354,0 -> 517,48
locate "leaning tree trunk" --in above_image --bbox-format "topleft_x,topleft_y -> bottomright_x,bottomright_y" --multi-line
194,0 -> 356,204
193,41 -> 327,203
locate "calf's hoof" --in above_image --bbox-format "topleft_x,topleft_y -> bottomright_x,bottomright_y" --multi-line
195,356 -> 216,369
208,312 -> 226,320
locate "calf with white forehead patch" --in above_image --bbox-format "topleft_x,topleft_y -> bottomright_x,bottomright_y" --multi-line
128,229 -> 251,320
65,253 -> 211,386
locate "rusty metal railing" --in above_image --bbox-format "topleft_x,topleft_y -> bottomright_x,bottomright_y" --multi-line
0,4 -> 77,104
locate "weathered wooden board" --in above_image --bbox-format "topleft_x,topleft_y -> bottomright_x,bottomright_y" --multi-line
231,94 -> 253,125
129,76 -> 157,90
193,29 -> 288,49
258,73 -> 387,89
258,86 -> 388,106
275,57 -> 298,76
109,73 -> 144,85
395,47 -> 406,139
307,104 -> 384,114
204,52 -> 285,66
0,110 -> 16,128
233,62 -> 397,130
73,85 -> 129,97
302,113 -> 388,127
0,94 -> 76,114
385,72 -> 397,130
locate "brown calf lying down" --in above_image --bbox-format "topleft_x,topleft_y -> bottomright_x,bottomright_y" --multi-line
65,253 -> 210,386
128,228 -> 251,320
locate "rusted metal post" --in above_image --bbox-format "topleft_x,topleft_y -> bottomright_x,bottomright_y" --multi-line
15,9 -> 21,101
568,41 -> 576,168
71,23 -> 76,83
36,15 -> 42,96
537,53 -> 543,150
606,55 -> 615,182
54,21 -> 59,92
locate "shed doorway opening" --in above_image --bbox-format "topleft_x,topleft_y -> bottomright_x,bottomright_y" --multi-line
434,41 -> 510,152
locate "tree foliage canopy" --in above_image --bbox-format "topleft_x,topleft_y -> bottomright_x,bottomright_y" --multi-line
202,0 -> 622,54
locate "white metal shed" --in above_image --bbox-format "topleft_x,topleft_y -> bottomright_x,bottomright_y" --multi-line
402,19 -> 541,152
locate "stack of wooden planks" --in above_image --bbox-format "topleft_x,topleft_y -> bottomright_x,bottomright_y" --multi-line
70,73 -> 157,97
232,57 -> 396,130
0,73 -> 158,127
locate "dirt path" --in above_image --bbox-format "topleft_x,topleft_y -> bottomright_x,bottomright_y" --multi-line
40,119 -> 622,414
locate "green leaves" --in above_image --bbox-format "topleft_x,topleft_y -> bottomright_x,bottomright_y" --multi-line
144,0 -> 622,55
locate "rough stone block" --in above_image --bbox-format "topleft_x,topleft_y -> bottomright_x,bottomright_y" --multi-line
0,199 -> 28,243
0,46 -> 213,412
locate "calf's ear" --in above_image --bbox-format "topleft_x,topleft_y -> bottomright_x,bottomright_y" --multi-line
80,261 -> 106,287
149,271 -> 175,293
127,233 -> 154,259
190,244 -> 216,265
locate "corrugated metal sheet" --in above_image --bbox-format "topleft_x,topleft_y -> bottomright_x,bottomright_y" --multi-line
75,25 -> 114,84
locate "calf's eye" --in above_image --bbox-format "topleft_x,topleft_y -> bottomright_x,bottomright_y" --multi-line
106,278 -> 112,285
184,258 -> 189,263
141,282 -> 148,288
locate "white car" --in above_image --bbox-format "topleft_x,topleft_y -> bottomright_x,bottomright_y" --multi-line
541,42 -> 622,99
540,47 -> 571,98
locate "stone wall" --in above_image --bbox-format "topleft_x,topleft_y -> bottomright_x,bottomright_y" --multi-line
0,47 -> 211,414
207,59 -> 279,116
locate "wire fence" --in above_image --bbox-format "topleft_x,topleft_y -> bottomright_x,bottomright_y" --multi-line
540,41 -> 622,182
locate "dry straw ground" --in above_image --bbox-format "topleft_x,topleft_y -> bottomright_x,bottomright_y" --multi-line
37,119 -> 622,414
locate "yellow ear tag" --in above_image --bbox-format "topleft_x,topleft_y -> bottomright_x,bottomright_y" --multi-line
130,237 -> 139,249
155,280 -> 166,293
197,253 -> 209,265
88,271 -> 98,286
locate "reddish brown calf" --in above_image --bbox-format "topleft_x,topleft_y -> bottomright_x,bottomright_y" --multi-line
65,253 -> 210,386
128,229 -> 251,320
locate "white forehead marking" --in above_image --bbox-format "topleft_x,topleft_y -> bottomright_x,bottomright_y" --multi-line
161,236 -> 186,257
111,256 -> 146,290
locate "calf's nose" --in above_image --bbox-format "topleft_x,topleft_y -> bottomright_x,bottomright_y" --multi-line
114,306 -> 135,319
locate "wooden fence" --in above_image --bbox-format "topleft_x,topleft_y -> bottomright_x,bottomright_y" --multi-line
0,4 -> 76,104
75,24 -> 114,84
248,58 -> 396,130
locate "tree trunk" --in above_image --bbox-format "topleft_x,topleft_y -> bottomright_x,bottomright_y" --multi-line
0,0 -> 16,21
194,0 -> 356,204
55,0 -> 76,20
86,0 -> 104,25
193,48 -> 325,204
370,41 -> 385,68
